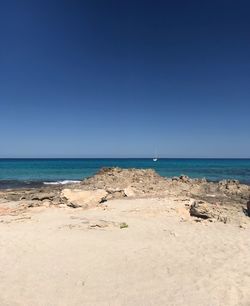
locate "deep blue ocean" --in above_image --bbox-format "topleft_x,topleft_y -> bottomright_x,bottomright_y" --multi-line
0,158 -> 250,189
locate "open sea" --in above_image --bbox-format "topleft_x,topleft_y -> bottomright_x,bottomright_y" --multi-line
0,158 -> 250,189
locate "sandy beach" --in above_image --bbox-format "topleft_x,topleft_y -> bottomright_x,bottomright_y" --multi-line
2,0 -> 250,304
0,168 -> 250,306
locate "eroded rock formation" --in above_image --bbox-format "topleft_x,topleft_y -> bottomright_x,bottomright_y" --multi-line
0,167 -> 249,223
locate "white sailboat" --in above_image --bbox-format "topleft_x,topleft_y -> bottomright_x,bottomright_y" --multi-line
153,149 -> 158,162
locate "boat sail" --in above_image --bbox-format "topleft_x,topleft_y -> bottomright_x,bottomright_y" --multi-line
153,149 -> 158,162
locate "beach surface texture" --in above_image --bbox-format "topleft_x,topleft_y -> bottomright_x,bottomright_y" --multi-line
0,168 -> 250,306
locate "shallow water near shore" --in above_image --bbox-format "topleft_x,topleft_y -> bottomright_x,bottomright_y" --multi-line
0,158 -> 250,189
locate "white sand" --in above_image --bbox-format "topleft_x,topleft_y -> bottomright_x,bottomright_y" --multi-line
0,197 -> 250,306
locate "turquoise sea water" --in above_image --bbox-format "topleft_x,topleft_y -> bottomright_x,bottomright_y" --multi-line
0,158 -> 250,189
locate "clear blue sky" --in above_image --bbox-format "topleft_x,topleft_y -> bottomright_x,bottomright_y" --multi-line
0,0 -> 249,158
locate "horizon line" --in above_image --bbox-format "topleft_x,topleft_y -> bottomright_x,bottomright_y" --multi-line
0,157 -> 250,160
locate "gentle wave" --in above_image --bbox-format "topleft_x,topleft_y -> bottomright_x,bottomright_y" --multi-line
43,180 -> 81,185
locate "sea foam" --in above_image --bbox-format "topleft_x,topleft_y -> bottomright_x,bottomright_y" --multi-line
43,180 -> 81,185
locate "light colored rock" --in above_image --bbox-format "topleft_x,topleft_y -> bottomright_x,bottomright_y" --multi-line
42,200 -> 51,208
124,186 -> 136,197
105,189 -> 127,200
61,189 -> 108,208
190,201 -> 216,219
189,200 -> 235,223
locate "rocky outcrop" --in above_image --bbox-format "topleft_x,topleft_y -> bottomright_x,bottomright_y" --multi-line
172,175 -> 190,183
189,200 -> 228,223
0,187 -> 65,209
3,192 -> 24,202
1,168 -> 249,224
172,175 -> 206,184
218,179 -> 249,197
189,199 -> 250,224
30,192 -> 55,201
80,167 -> 168,196
61,189 -> 108,208
124,186 -> 136,197
61,187 -> 129,208
247,200 -> 250,217
190,201 -> 215,219
105,189 -> 127,200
